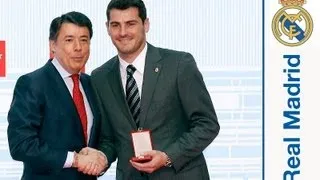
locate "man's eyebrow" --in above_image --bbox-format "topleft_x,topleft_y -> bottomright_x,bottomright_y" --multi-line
63,35 -> 74,38
110,19 -> 139,24
79,35 -> 89,38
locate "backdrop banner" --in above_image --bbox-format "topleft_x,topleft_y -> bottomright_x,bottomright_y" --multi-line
0,41 -> 5,77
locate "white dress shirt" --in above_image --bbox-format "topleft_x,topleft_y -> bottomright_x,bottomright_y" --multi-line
51,58 -> 93,168
119,43 -> 148,95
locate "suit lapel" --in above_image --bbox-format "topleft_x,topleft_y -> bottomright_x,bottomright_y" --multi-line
45,61 -> 86,143
139,44 -> 162,128
107,58 -> 137,128
79,74 -> 97,146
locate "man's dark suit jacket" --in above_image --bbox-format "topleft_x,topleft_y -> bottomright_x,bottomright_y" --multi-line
91,43 -> 220,180
7,60 -> 100,180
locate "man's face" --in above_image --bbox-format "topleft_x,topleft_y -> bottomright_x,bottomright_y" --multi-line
107,7 -> 149,61
50,23 -> 90,74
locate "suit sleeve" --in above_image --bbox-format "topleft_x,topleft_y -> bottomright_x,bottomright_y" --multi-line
90,72 -> 117,166
165,53 -> 220,172
7,75 -> 67,173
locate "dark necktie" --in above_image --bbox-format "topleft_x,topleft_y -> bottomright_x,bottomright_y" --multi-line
71,74 -> 88,143
126,65 -> 141,126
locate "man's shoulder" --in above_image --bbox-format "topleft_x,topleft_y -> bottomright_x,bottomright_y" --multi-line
15,61 -> 52,89
158,47 -> 187,54
151,46 -> 197,69
20,61 -> 51,80
91,57 -> 118,76
153,45 -> 191,59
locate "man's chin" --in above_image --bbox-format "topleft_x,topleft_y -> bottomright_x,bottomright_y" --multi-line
117,47 -> 133,55
71,64 -> 85,72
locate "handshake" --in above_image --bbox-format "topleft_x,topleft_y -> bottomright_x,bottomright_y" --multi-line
72,147 -> 108,176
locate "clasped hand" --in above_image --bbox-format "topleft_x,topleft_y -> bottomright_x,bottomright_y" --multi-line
72,147 -> 108,176
130,150 -> 168,173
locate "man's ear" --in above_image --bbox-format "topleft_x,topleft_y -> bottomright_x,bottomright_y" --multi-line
106,21 -> 111,36
144,18 -> 150,33
49,40 -> 56,54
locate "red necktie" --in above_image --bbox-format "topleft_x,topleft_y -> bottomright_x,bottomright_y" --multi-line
71,74 -> 88,143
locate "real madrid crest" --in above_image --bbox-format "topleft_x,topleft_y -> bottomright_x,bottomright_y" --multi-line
272,0 -> 313,46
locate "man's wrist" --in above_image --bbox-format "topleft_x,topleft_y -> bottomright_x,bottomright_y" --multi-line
162,152 -> 172,167
72,152 -> 79,168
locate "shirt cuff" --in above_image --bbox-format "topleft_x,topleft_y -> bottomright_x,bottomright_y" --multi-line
63,151 -> 74,168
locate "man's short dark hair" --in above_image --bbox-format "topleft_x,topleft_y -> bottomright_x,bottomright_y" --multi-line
106,0 -> 147,22
49,11 -> 93,41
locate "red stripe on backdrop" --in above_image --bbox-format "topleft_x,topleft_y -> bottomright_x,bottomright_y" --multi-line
0,41 -> 6,77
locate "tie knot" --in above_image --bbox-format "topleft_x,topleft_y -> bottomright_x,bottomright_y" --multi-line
71,74 -> 79,85
126,65 -> 136,75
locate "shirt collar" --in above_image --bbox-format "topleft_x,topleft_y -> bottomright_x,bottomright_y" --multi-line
51,58 -> 79,79
119,43 -> 147,74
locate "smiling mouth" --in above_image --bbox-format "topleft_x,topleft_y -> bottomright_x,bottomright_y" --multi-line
119,38 -> 132,42
72,57 -> 84,61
